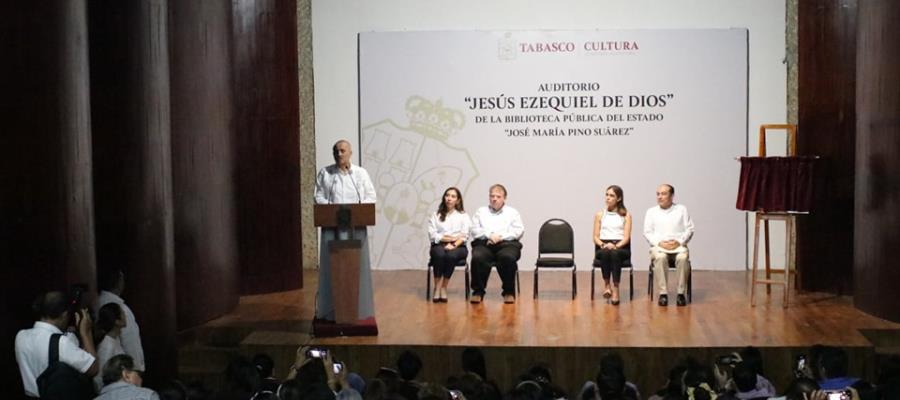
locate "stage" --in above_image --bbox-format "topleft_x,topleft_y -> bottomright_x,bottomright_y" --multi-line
180,269 -> 900,395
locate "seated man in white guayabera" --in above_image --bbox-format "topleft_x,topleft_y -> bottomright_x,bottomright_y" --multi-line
314,139 -> 377,321
644,184 -> 695,307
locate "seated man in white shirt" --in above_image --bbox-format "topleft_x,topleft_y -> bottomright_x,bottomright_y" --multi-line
470,184 -> 525,304
15,291 -> 98,398
643,184 -> 695,307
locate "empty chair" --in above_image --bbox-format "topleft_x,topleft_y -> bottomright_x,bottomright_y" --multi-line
533,219 -> 576,299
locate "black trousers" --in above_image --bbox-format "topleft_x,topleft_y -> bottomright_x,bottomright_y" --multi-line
595,241 -> 631,283
471,239 -> 522,296
429,243 -> 468,279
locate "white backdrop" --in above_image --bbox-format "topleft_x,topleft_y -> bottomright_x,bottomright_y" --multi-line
358,29 -> 747,270
311,0 -> 789,270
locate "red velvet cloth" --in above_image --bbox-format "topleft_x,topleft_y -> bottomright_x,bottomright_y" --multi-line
736,156 -> 817,212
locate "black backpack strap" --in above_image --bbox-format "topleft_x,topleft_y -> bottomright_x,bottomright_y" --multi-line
47,333 -> 62,366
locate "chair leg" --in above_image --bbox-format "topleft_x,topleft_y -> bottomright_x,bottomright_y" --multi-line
464,264 -> 470,300
629,268 -> 634,300
517,270 -> 521,296
572,267 -> 577,300
648,267 -> 654,301
591,268 -> 595,300
426,265 -> 432,301
688,265 -> 692,303
533,268 -> 538,299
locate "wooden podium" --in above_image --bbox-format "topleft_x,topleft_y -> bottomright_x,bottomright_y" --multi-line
314,203 -> 376,326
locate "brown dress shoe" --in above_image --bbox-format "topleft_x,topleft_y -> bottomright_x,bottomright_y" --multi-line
503,294 -> 516,304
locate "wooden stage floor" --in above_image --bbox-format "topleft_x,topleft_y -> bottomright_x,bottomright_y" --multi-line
184,270 -> 900,394
206,269 -> 899,349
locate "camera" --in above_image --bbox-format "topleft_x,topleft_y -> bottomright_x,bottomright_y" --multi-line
824,389 -> 851,400
67,283 -> 89,326
333,361 -> 344,374
307,348 -> 327,358
794,355 -> 807,378
716,354 -> 740,366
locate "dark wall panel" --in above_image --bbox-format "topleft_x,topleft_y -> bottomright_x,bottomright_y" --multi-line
169,0 -> 241,329
0,1 -> 96,396
797,0 -> 858,294
854,0 -> 900,322
231,0 -> 302,294
88,0 -> 178,381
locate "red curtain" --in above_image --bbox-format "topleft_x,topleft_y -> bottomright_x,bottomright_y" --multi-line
736,156 -> 817,212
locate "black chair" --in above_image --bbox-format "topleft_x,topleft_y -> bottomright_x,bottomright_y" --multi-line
591,245 -> 633,301
533,219 -> 576,299
647,256 -> 692,303
426,255 -> 469,301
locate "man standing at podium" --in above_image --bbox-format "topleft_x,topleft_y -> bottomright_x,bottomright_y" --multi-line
314,139 -> 377,321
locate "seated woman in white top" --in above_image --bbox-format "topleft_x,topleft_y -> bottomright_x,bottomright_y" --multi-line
94,302 -> 127,391
426,187 -> 471,303
592,185 -> 632,305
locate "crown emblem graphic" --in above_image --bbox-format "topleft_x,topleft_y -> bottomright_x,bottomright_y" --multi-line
405,96 -> 465,140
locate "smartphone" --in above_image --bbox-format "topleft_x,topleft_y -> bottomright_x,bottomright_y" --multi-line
307,348 -> 327,358
333,361 -> 344,374
825,389 -> 851,400
794,355 -> 807,378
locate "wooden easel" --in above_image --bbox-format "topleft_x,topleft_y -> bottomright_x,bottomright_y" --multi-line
750,124 -> 799,307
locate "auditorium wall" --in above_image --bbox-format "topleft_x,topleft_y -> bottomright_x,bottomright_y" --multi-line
309,0 -> 788,270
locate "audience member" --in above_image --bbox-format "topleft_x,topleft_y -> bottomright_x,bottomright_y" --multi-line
94,302 -> 127,391
460,347 -> 502,400
156,380 -> 188,400
769,377 -> 819,400
447,371 -> 490,400
97,269 -> 146,371
718,362 -> 771,400
95,354 -> 159,400
418,382 -> 452,400
817,346 -> 873,396
875,354 -> 900,400
508,380 -> 542,400
15,290 -> 98,399
647,364 -> 687,400
253,353 -> 280,393
517,363 -> 567,400
212,355 -> 261,400
396,350 -> 424,400
682,358 -> 717,400
462,347 -> 488,381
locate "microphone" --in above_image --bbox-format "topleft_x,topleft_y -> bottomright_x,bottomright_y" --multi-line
348,170 -> 361,203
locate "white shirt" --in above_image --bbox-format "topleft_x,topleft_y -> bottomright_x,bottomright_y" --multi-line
314,164 -> 377,204
427,210 -> 471,244
95,381 -> 160,400
14,321 -> 96,397
97,291 -> 145,371
598,210 -> 626,241
94,335 -> 126,391
643,203 -> 695,246
471,205 -> 524,241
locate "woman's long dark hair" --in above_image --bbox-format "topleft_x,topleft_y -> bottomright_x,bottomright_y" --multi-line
95,302 -> 122,342
607,185 -> 627,217
438,187 -> 465,222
